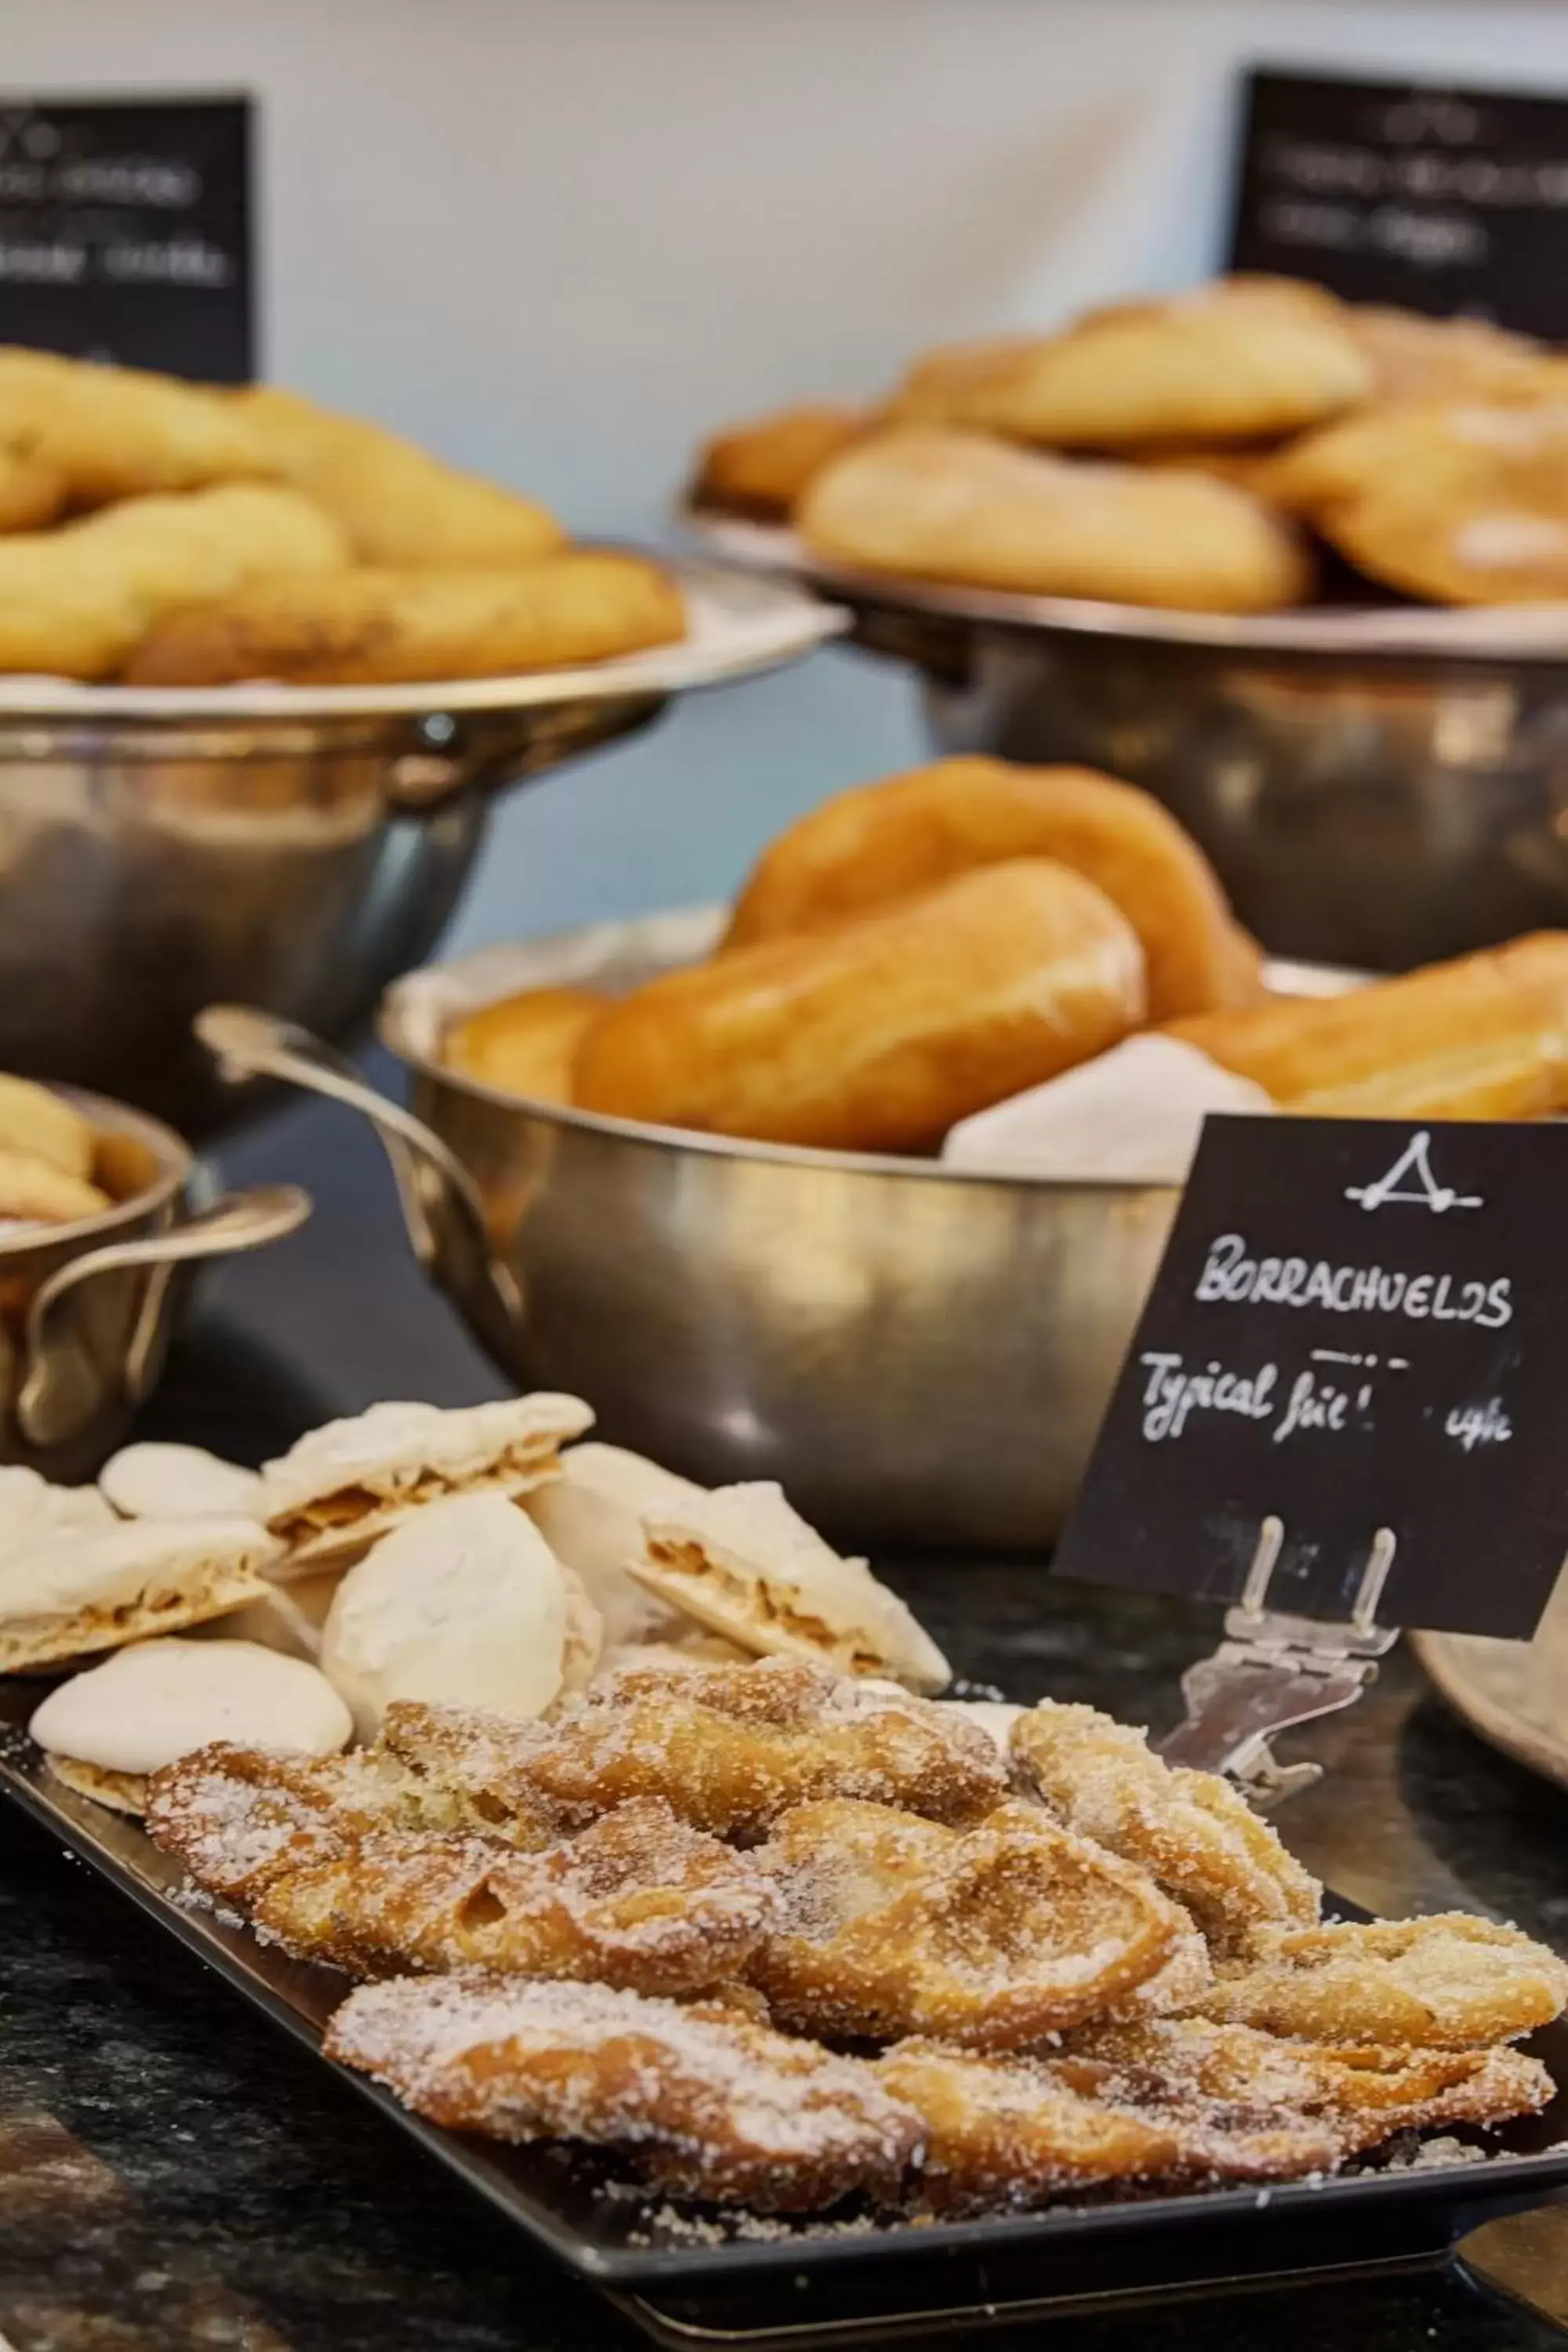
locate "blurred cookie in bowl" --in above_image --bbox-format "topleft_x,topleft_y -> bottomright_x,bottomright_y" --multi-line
0,1073 -> 111,1227
442,985 -> 605,1105
28,1635 -> 351,1814
796,428 -> 1313,612
690,402 -> 867,522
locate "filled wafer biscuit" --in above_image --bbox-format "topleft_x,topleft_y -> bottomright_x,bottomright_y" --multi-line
124,552 -> 686,686
0,1515 -> 278,1671
234,385 -> 564,567
260,1395 -> 593,1566
29,1637 -> 352,1814
1167,934 -> 1568,1120
626,1482 -> 950,1692
723,757 -> 1261,1021
573,858 -> 1147,1152
797,427 -> 1313,613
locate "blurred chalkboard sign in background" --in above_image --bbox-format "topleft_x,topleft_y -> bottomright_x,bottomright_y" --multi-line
1228,68 -> 1568,341
0,95 -> 253,380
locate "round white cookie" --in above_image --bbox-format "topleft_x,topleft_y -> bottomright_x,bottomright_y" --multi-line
29,1636 -> 352,1813
626,1482 -> 950,1694
100,1443 -> 264,1522
526,1443 -> 707,1646
320,1490 -> 603,1739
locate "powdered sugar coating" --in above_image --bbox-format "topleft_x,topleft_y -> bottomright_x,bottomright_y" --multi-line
325,1973 -> 923,2209
262,1396 -> 593,1522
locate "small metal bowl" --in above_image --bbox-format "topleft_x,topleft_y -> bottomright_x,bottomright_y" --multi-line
685,513 -> 1568,975
0,1089 -> 308,1480
199,922 -> 1342,1553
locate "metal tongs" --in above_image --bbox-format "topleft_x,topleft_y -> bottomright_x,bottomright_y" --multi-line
1157,1517 -> 1401,1807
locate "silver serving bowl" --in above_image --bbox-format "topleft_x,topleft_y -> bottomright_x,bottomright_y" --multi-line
198,919 -> 1345,1552
0,560 -> 841,1135
0,1088 -> 308,1480
685,513 -> 1568,975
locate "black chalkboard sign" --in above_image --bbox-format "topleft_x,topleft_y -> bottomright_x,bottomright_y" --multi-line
1228,67 -> 1568,340
1054,1118 -> 1568,1639
0,95 -> 253,380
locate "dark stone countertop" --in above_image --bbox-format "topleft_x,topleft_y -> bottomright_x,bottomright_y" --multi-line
2,1083 -> 1567,2350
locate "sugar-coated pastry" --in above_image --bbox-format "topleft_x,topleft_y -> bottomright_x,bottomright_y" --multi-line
575,857 -> 1147,1152
443,985 -> 605,1105
0,1467 -> 116,1555
0,484 -> 349,679
233,384 -> 564,566
690,402 -> 865,518
797,428 -> 1313,613
884,280 -> 1370,449
124,552 -> 686,685
319,1491 -> 602,1738
0,346 -> 276,506
29,1637 -> 352,1813
100,1442 -> 265,1522
724,757 -> 1261,1020
1167,934 -> 1568,1120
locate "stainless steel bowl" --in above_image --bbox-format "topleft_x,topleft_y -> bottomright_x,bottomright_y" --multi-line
198,913 -> 1301,1553
685,513 -> 1568,975
0,560 -> 842,1134
0,1089 -> 308,1479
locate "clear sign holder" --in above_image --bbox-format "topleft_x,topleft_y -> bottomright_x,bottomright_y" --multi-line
1157,1516 -> 1402,1806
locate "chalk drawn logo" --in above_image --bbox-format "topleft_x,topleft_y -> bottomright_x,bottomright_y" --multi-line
1345,1130 -> 1483,1215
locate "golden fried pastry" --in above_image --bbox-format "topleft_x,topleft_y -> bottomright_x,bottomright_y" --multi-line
883,332 -> 1055,428
1067,2016 -> 1555,2152
0,346 -> 275,506
1187,1916 -> 1568,2051
574,858 -> 1146,1151
381,1658 -> 1009,1841
0,446 -> 65,534
888,281 -> 1370,450
691,402 -> 866,519
125,550 -> 686,686
150,1738 -> 779,1992
751,1798 -> 1203,2048
257,1801 -> 778,1993
877,2039 -> 1340,2212
0,1145 -> 109,1224
234,384 -> 564,566
723,757 -> 1261,1021
0,1075 -> 95,1181
797,428 -> 1313,612
1345,307 -> 1552,403
1011,1701 -> 1319,1955
325,1973 -> 923,2209
442,985 -> 605,1104
0,484 -> 347,680
1167,933 -> 1568,1120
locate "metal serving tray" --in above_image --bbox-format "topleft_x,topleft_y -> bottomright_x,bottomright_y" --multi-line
4,1682 -> 1566,2347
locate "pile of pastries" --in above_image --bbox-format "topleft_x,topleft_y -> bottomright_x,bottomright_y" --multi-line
691,276 -> 1568,612
2,1396 -> 1563,2218
441,753 -> 1568,1156
0,347 -> 683,684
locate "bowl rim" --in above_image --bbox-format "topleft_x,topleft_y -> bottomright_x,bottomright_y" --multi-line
0,1084 -> 190,1258
377,905 -> 1360,1194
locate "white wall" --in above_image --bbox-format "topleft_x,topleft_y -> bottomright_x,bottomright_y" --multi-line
11,0 -> 1568,946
